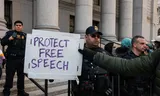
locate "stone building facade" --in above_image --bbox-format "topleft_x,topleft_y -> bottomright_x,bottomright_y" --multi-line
0,0 -> 159,42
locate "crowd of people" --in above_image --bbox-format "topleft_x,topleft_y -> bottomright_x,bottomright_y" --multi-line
75,25 -> 160,96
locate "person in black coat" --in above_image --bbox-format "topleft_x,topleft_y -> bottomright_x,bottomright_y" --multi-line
72,26 -> 112,96
1,20 -> 29,96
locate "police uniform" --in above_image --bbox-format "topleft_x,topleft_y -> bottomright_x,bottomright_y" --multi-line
72,26 -> 112,96
72,46 -> 112,96
1,30 -> 26,95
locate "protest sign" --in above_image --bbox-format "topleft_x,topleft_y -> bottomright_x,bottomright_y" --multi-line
77,39 -> 84,76
31,30 -> 84,76
24,30 -> 83,80
24,34 -> 32,73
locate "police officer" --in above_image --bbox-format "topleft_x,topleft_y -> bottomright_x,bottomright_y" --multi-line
72,26 -> 112,96
1,20 -> 29,96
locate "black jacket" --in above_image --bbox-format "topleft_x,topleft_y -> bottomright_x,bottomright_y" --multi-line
1,30 -> 26,58
80,46 -> 108,80
78,46 -> 111,96
120,50 -> 150,96
121,50 -> 138,59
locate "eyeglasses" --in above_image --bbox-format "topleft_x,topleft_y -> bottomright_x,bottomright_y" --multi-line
90,34 -> 101,38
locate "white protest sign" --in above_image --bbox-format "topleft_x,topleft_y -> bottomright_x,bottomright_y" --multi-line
24,34 -> 32,73
32,30 -> 84,76
77,39 -> 84,76
24,30 -> 83,79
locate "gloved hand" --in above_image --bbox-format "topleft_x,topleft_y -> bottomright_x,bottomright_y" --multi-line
78,48 -> 97,62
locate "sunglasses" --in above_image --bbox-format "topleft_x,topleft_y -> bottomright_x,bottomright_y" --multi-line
90,34 -> 101,38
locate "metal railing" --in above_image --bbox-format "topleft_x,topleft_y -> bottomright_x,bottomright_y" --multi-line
101,37 -> 121,45
2,45 -> 49,96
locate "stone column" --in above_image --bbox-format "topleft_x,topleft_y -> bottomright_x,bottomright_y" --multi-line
74,0 -> 93,38
119,0 -> 133,40
101,0 -> 117,42
35,0 -> 59,31
150,0 -> 157,40
0,0 -> 8,37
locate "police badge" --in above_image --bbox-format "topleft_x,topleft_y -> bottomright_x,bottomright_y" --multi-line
94,26 -> 98,31
22,36 -> 24,39
17,35 -> 20,39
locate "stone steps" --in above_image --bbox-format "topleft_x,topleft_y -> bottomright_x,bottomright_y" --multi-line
0,68 -> 70,96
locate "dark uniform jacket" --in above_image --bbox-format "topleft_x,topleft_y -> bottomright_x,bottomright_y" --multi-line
1,30 -> 26,58
78,46 -> 111,96
93,48 -> 160,96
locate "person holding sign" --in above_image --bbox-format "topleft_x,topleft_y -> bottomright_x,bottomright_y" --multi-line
72,26 -> 112,96
1,20 -> 29,96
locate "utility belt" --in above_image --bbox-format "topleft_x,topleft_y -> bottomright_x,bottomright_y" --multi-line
127,84 -> 149,89
79,74 -> 112,92
79,80 -> 112,96
136,84 -> 150,93
81,73 -> 109,83
79,81 -> 94,91
134,81 -> 150,88
7,53 -> 24,59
